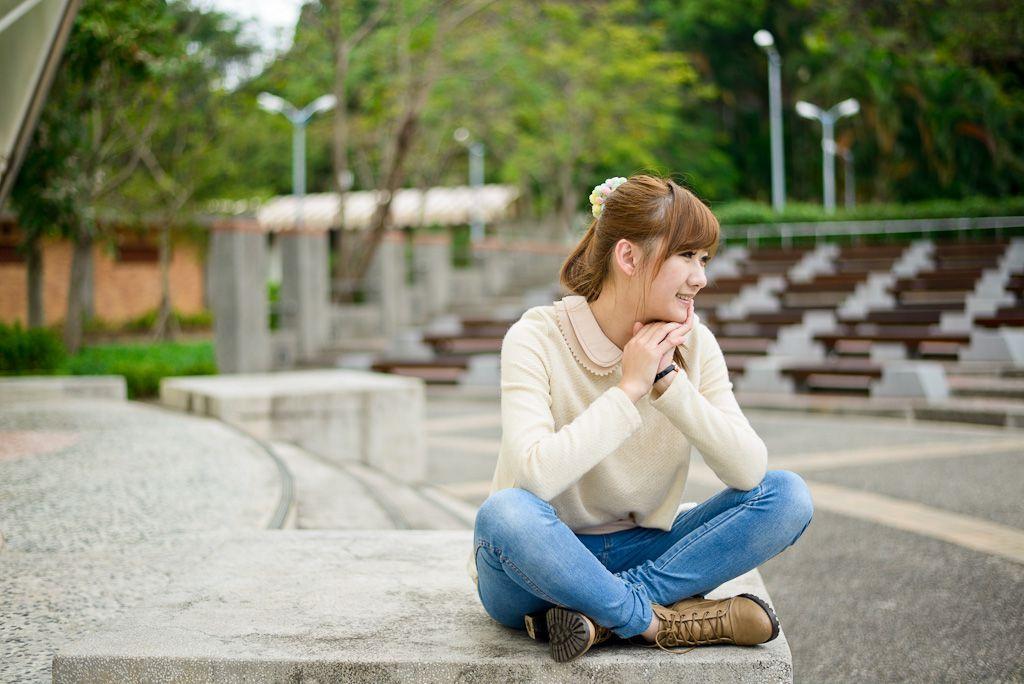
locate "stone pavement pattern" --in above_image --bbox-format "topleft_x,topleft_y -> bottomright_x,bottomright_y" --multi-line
0,398 -> 281,682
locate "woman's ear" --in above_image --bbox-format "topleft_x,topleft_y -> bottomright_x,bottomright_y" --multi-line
615,239 -> 642,277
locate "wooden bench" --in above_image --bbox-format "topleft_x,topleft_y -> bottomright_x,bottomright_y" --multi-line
814,330 -> 969,356
421,334 -> 504,354
779,359 -> 883,394
838,309 -> 945,326
371,356 -> 471,384
973,306 -> 1024,329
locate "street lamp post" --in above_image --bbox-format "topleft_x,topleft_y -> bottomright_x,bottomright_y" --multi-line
257,92 -> 337,360
453,127 -> 485,244
754,30 -> 785,213
257,92 -> 337,227
795,98 -> 859,214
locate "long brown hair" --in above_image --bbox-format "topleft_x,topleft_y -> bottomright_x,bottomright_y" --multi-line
559,174 -> 720,372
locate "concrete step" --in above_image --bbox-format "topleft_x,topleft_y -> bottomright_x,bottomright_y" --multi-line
52,531 -> 792,683
948,375 -> 1024,400
341,461 -> 471,530
268,441 -> 394,530
270,438 -> 474,530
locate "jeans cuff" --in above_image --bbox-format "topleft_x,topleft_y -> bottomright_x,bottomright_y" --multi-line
611,580 -> 653,639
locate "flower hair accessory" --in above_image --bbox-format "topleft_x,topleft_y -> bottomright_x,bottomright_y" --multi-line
589,176 -> 628,218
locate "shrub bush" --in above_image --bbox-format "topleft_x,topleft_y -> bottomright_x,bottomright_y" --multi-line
0,322 -> 67,375
62,341 -> 216,398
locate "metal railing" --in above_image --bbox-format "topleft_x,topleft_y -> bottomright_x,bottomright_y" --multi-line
725,215 -> 1024,248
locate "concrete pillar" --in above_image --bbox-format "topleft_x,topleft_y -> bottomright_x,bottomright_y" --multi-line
411,232 -> 451,321
364,230 -> 408,338
210,219 -> 270,373
279,230 -> 330,361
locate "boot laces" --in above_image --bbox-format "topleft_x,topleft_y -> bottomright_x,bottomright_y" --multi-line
649,607 -> 727,654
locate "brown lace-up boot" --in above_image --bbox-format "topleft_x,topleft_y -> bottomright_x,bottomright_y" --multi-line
643,593 -> 780,654
541,607 -> 619,662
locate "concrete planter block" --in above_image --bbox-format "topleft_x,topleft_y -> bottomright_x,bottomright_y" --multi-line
966,292 -> 1015,315
735,357 -> 795,394
939,311 -> 972,333
802,310 -> 838,333
160,369 -> 426,483
0,376 -> 126,402
52,531 -> 792,683
387,328 -> 435,360
870,361 -> 949,402
364,384 -> 424,477
424,314 -> 463,336
769,328 -> 826,360
459,353 -> 500,386
869,342 -> 908,362
960,328 -> 1024,366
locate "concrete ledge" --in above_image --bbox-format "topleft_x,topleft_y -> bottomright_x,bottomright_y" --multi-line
160,369 -> 426,483
52,531 -> 791,683
0,375 -> 126,402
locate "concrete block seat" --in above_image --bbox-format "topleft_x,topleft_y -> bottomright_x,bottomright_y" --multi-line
160,369 -> 425,484
52,531 -> 793,683
0,375 -> 126,402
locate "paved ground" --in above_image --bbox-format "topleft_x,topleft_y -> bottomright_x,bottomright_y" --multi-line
2,387 -> 1023,681
0,398 -> 282,682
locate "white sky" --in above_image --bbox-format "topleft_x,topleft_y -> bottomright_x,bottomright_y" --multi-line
195,0 -> 305,87
198,0 -> 304,56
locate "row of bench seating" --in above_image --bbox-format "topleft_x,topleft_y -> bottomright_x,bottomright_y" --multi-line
371,237 -> 1024,395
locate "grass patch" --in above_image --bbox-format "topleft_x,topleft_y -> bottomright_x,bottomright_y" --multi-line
60,341 -> 217,399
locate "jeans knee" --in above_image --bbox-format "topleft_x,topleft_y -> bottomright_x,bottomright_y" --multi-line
763,469 -> 814,537
474,487 -> 548,544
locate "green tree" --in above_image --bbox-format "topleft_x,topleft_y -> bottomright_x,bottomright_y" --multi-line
11,0 -> 178,351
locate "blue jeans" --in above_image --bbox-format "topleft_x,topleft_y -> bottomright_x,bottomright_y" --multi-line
472,469 -> 814,639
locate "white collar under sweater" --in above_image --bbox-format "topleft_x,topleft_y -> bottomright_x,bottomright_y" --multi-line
468,295 -> 767,587
553,294 -> 698,374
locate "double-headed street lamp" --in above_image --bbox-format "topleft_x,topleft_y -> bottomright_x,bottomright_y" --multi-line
453,127 -> 485,244
795,97 -> 859,214
257,92 -> 337,227
754,29 -> 785,213
257,92 -> 337,358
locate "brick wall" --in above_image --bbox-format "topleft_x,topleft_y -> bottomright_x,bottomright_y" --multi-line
0,237 -> 206,326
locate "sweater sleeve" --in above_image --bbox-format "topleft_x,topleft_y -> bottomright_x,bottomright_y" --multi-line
648,324 -> 767,490
500,321 -> 644,502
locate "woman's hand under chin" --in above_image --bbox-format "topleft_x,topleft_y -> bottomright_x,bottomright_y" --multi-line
659,297 -> 695,369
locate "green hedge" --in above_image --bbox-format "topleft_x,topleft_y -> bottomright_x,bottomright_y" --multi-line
61,341 -> 217,399
712,197 -> 1024,226
0,322 -> 67,375
84,309 -> 213,335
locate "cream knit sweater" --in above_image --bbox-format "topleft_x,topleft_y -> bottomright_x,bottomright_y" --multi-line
467,295 -> 768,588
